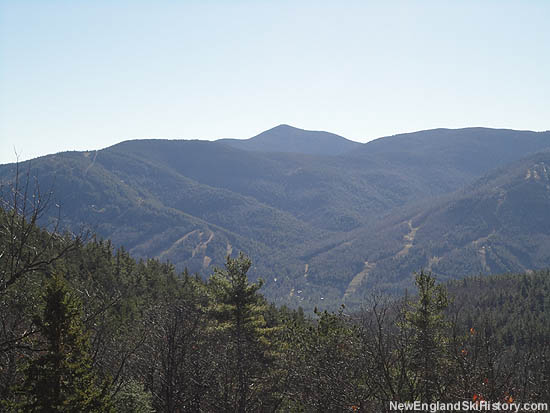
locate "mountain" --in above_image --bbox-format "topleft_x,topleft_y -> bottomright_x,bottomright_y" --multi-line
0,147 -> 325,282
1,126 -> 550,310
353,127 -> 550,195
218,124 -> 362,155
301,150 -> 550,307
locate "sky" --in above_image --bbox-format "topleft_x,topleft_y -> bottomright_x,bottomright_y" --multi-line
1,0 -> 549,164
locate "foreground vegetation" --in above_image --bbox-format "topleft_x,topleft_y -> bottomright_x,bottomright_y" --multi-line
0,185 -> 549,412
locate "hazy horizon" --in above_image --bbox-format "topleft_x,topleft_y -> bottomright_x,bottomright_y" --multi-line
3,122 -> 550,165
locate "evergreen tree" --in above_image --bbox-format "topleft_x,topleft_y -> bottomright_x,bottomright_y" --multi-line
404,270 -> 449,402
15,274 -> 111,412
207,253 -> 278,412
284,308 -> 363,412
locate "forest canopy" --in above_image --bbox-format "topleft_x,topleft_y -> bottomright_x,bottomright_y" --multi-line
0,184 -> 549,411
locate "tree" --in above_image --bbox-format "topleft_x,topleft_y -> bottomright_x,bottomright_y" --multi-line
144,271 -> 210,413
0,163 -> 83,400
206,253 -> 278,412
283,308 -> 363,412
0,161 -> 79,295
358,294 -> 412,409
404,270 -> 449,402
111,379 -> 153,413
14,274 -> 111,412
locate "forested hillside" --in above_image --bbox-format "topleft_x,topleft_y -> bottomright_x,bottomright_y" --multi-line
1,126 -> 550,310
0,194 -> 548,411
302,150 -> 550,306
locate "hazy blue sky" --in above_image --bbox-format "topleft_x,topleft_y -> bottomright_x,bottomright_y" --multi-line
1,0 -> 549,164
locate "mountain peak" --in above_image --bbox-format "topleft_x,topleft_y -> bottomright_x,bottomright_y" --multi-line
219,125 -> 362,155
272,123 -> 295,130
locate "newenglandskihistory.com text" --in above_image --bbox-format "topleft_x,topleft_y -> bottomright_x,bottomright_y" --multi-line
389,400 -> 548,412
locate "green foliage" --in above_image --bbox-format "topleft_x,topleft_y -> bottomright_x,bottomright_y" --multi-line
281,308 -> 363,412
1,197 -> 549,411
207,253 -> 280,412
13,275 -> 110,412
403,271 -> 449,402
111,380 -> 153,413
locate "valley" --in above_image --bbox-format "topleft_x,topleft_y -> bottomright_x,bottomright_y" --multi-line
1,125 -> 550,310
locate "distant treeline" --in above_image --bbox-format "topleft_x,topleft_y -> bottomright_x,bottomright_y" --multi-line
0,189 -> 549,412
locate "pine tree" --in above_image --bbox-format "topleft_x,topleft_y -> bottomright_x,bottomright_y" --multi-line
15,274 -> 111,412
405,270 -> 449,402
207,253 -> 278,412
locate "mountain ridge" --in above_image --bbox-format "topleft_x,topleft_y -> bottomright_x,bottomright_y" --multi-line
1,125 -> 550,310
300,149 -> 550,306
